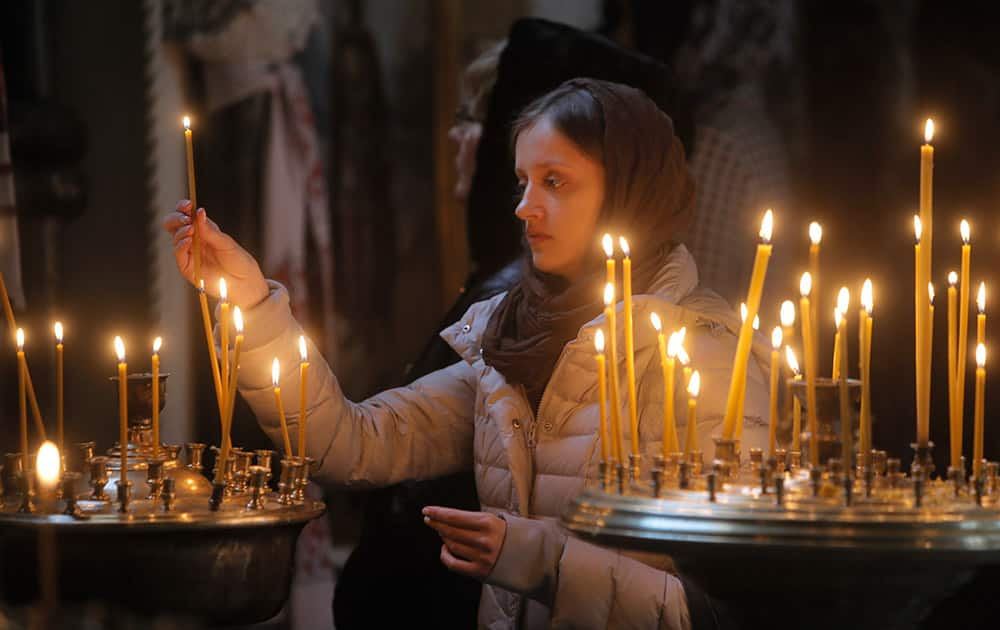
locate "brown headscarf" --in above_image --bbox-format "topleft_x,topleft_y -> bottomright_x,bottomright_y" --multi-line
481,78 -> 696,410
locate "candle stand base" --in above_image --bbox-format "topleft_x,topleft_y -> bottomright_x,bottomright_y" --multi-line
910,442 -> 935,478
712,438 -> 740,475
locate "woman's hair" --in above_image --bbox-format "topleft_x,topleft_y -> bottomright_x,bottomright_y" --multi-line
510,83 -> 605,167
462,40 -> 506,122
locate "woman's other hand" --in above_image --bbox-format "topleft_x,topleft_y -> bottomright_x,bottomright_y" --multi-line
423,506 -> 507,580
162,200 -> 269,308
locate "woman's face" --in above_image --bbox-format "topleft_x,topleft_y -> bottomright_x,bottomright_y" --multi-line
514,117 -> 605,282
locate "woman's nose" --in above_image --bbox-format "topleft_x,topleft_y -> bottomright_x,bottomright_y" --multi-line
514,184 -> 543,221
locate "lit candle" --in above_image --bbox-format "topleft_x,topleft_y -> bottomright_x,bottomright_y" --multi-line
954,220 -> 972,462
16,329 -> 28,472
594,329 -> 609,463
780,299 -> 796,346
977,282 -> 986,350
54,322 -> 64,455
219,278 -> 230,418
786,345 -> 802,451
114,336 -> 128,484
859,280 -> 873,462
272,358 -> 294,458
913,215 -> 928,444
198,279 -> 225,420
832,309 -> 843,379
152,337 -> 162,459
973,344 -> 986,479
650,313 -> 677,457
947,271 -> 959,468
675,326 -> 691,388
800,272 -> 819,467
183,116 -> 202,283
923,282 -> 935,448
722,210 -> 774,439
619,237 -> 640,465
36,440 -> 60,612
917,119 -> 935,445
735,310 -> 759,441
769,327 -> 782,456
809,222 -> 823,360
221,307 -> 244,458
298,335 -> 310,458
604,282 -> 624,464
836,287 -> 851,468
603,234 -> 615,292
684,370 -> 701,455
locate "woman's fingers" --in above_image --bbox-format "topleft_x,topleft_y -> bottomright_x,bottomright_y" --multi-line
441,538 -> 482,563
176,199 -> 194,216
424,516 -> 491,551
439,544 -> 483,578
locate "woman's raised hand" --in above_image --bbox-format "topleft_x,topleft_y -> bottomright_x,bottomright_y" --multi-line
162,200 -> 269,308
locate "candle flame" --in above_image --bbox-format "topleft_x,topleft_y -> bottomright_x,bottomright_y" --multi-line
298,335 -> 308,362
771,326 -> 783,349
837,287 -> 850,313
199,279 -> 205,291
961,219 -> 970,244
183,116 -> 191,130
977,343 -> 986,368
153,336 -> 162,354
752,314 -> 760,330
219,278 -> 228,302
272,358 -> 281,387
595,329 -> 605,353
114,336 -> 126,362
948,271 -> 958,286
676,344 -> 690,366
924,118 -> 934,143
15,328 -> 24,351
780,300 -> 796,327
800,272 -> 812,297
834,309 -> 843,328
914,215 -> 922,243
667,332 -> 681,358
978,282 -> 986,314
233,306 -> 244,334
687,370 -> 701,397
677,326 -> 687,345
649,312 -> 662,332
928,282 -> 936,305
618,236 -> 630,257
809,222 -> 822,245
54,322 -> 63,344
603,282 -> 614,306
602,234 -> 614,258
759,209 -> 774,243
36,441 -> 61,486
785,345 -> 800,375
740,302 -> 748,323
862,279 -> 873,314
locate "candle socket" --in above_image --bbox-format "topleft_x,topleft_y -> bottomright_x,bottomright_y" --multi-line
947,466 -> 965,498
749,448 -> 764,474
116,479 -> 132,513
255,449 -> 275,486
987,462 -> 999,495
650,466 -> 663,498
61,472 -> 87,519
679,461 -> 692,490
687,451 -> 704,476
665,453 -> 683,479
209,481 -> 226,511
75,441 -> 96,473
863,467 -> 875,498
712,438 -> 740,475
773,448 -> 788,473
293,456 -> 314,502
707,465 -> 718,502
185,443 -> 206,473
774,475 -> 785,505
759,466 -> 770,495
810,467 -> 822,498
975,476 -> 986,506
18,472 -> 35,513
874,451 -> 889,477
788,451 -> 802,473
615,463 -> 625,495
277,458 -> 297,505
146,457 -> 166,501
628,453 -> 641,482
843,475 -> 853,507
246,466 -> 269,510
232,450 -> 254,495
598,461 -> 608,490
3,453 -> 23,499
913,469 -> 925,508
887,458 -> 904,489
161,478 -> 176,511
827,458 -> 844,483
88,456 -> 110,500
910,441 -> 935,478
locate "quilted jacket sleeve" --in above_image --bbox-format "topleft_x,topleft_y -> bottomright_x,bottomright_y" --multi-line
234,282 -> 478,486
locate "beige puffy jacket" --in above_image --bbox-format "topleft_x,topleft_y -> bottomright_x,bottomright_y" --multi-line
235,245 -> 770,629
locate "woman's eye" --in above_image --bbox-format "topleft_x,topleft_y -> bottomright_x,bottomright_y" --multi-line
544,175 -> 564,189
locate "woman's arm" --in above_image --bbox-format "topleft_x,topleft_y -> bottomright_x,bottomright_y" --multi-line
236,281 -> 478,486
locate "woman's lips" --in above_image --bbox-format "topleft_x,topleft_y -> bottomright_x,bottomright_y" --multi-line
526,232 -> 552,245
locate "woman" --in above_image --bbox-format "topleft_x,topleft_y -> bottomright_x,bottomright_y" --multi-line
165,78 -> 768,629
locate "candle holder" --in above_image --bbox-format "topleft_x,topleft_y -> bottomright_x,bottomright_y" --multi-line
665,452 -> 683,479
790,378 -> 861,467
161,477 -> 177,512
209,481 -> 226,511
116,479 -> 132,513
987,462 -> 999,495
712,438 -> 740,476
749,448 -> 764,474
146,457 -> 166,501
255,449 -> 275,486
788,451 -> 802,472
61,472 -> 87,519
232,450 -> 254,495
597,461 -> 608,490
3,453 -> 22,499
292,456 -> 314,502
277,458 -> 297,505
185,442 -> 206,473
17,471 -> 35,513
628,453 -> 641,483
246,466 -> 269,510
773,448 -> 787,473
687,451 -> 704,476
74,441 -> 96,473
678,460 -> 692,490
910,441 -> 935,478
88,456 -> 110,500
650,457 -> 663,498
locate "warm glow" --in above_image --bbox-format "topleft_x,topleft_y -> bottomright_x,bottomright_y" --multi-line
667,332 -> 681,358
977,343 -> 986,368
54,322 -> 63,344
740,303 -> 748,323
924,118 -> 934,143
676,345 -> 690,366
602,234 -> 614,258
752,315 -> 760,330
961,219 -> 970,244
759,209 -> 774,243
862,279 -> 873,315
298,335 -> 308,362
595,329 -> 605,353
978,282 -> 986,314
272,358 -> 281,387
604,282 -> 614,306
36,441 -> 61,486
153,337 -> 162,354
948,271 -> 958,287
687,370 -> 701,398
780,300 -> 796,327
785,345 -> 800,375
914,215 -> 922,243
15,328 -> 23,351
183,116 -> 191,130
233,307 -> 244,334
199,279 -> 205,291
677,326 -> 687,345
650,312 -> 662,332
618,236 -> 630,257
837,287 -> 850,313
834,309 -> 843,328
928,283 -> 936,305
219,278 -> 228,302
114,336 -> 126,362
771,327 -> 783,350
800,272 -> 812,297
808,221 -> 822,246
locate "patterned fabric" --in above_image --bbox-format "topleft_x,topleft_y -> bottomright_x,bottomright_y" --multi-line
0,50 -> 24,308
